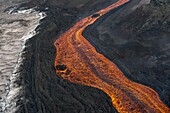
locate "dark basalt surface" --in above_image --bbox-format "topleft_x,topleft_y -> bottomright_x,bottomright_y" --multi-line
84,0 -> 170,107
12,0 -> 119,113
3,0 -> 170,112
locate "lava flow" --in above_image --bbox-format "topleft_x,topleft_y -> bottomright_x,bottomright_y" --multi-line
54,0 -> 170,112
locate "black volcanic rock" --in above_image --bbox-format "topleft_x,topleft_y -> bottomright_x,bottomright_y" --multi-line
8,0 -> 120,113
91,13 -> 100,18
56,64 -> 67,71
3,0 -> 169,112
21,0 -> 116,12
84,0 -> 170,107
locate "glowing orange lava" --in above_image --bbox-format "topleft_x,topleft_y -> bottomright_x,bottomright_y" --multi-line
54,0 -> 170,112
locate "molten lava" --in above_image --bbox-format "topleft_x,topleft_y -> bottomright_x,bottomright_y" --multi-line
54,0 -> 170,112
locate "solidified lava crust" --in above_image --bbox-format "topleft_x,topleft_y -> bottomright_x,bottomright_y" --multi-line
54,0 -> 170,112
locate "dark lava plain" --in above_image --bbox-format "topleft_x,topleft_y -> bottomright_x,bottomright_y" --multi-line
84,0 -> 170,107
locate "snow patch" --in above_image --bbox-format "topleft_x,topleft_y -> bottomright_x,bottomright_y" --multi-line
2,9 -> 46,113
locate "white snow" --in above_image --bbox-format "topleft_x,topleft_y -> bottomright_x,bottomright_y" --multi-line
0,8 -> 46,113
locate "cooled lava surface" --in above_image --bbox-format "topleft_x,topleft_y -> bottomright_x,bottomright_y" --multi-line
54,0 -> 170,112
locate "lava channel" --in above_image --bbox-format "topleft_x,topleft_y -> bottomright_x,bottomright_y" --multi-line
54,0 -> 170,112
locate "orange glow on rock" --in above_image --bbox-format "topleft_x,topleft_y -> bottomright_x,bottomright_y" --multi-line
54,0 -> 170,112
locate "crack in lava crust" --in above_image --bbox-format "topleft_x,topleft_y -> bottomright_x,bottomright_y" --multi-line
54,0 -> 170,112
